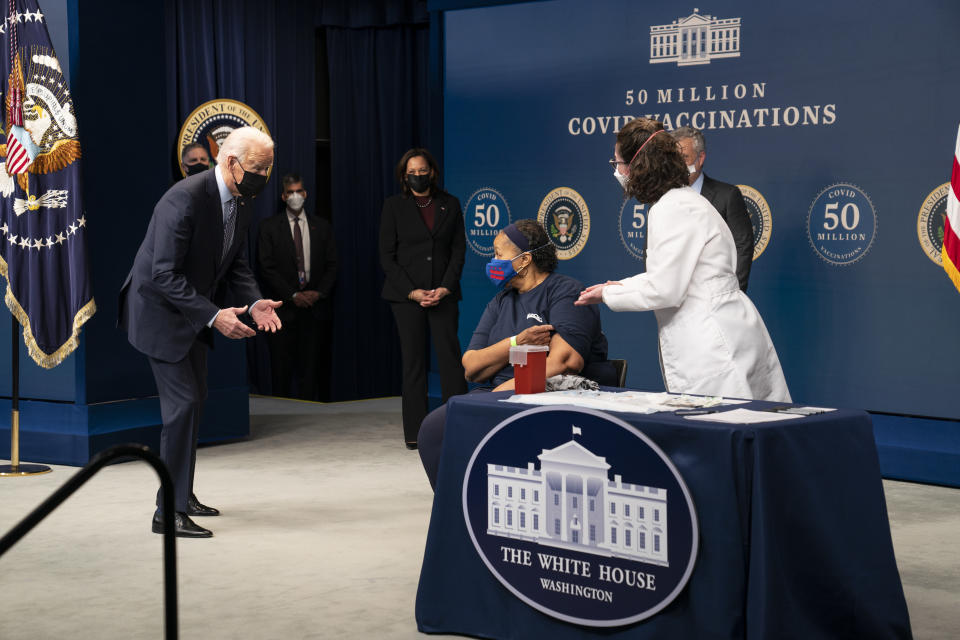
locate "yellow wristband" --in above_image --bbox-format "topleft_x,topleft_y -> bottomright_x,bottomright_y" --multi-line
510,335 -> 518,347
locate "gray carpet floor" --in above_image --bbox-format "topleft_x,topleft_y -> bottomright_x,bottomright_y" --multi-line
0,396 -> 957,639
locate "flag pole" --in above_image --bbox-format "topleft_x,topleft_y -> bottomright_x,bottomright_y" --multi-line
0,320 -> 51,476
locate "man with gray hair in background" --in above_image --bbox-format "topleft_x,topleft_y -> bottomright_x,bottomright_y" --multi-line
119,126 -> 283,538
672,126 -> 754,291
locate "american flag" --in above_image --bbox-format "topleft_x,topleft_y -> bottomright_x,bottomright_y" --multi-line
945,125 -> 960,294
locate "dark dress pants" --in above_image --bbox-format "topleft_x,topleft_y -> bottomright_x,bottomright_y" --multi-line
391,296 -> 468,443
267,301 -> 331,400
417,387 -> 491,489
149,341 -> 208,512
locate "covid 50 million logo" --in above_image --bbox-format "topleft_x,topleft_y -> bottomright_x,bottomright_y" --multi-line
462,407 -> 699,627
618,198 -> 647,264
806,183 -> 877,265
464,188 -> 512,257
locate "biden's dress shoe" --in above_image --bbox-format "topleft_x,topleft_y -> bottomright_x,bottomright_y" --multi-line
186,495 -> 220,516
152,511 -> 213,538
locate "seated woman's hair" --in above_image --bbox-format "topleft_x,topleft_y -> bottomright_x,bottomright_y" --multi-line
513,219 -> 558,273
616,118 -> 688,204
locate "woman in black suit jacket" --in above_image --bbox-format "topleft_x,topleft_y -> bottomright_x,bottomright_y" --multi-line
379,148 -> 468,448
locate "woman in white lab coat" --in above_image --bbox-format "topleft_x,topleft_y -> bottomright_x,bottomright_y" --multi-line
576,118 -> 790,402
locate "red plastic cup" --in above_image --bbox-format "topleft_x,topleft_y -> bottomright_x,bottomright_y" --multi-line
510,345 -> 550,394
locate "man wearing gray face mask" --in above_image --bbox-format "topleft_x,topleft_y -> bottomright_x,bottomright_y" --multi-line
257,173 -> 339,400
672,126 -> 754,291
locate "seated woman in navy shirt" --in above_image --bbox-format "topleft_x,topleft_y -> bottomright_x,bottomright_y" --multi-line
417,219 -> 608,488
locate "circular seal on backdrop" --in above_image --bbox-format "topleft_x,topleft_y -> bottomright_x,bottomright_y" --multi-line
177,99 -> 272,177
462,406 -> 699,627
618,198 -> 648,263
806,183 -> 877,266
464,188 -> 512,257
538,187 -> 590,260
917,183 -> 949,266
737,185 -> 772,261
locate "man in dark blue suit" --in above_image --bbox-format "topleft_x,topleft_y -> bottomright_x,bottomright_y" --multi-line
257,173 -> 338,400
673,126 -> 755,291
119,127 -> 282,538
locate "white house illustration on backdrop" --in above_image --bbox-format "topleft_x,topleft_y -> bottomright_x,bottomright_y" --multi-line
486,429 -> 669,566
649,8 -> 741,66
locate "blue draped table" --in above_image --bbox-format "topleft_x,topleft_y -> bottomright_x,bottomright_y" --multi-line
415,391 -> 911,639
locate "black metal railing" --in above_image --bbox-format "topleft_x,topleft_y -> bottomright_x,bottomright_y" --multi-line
0,444 -> 178,639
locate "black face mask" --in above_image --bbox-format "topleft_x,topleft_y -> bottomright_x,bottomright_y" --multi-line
184,162 -> 207,177
234,159 -> 268,198
406,173 -> 431,194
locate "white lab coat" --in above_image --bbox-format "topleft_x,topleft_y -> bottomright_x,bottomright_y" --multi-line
602,187 -> 791,402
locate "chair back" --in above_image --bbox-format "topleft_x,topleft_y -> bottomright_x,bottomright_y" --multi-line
610,359 -> 628,387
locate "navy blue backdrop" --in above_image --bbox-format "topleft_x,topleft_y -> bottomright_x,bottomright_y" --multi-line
442,0 -> 960,418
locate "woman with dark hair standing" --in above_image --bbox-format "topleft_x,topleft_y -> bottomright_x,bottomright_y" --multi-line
417,219 -> 609,488
576,118 -> 790,402
379,148 -> 468,449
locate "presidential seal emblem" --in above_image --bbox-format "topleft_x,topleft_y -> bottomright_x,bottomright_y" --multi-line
465,187 -> 512,257
538,187 -> 590,260
737,185 -> 772,260
806,183 -> 877,266
618,198 -> 647,263
917,183 -> 949,266
463,406 -> 699,627
177,99 -> 272,177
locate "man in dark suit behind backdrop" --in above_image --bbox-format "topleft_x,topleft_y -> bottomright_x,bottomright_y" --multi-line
672,126 -> 755,291
119,127 -> 282,538
257,173 -> 338,400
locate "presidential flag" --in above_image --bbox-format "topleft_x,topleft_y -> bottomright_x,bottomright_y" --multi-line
0,0 -> 94,368
945,124 -> 960,294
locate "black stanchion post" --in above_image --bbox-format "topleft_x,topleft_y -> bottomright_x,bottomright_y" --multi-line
0,444 -> 178,639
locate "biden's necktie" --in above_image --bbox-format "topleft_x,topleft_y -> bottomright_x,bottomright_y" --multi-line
221,198 -> 237,264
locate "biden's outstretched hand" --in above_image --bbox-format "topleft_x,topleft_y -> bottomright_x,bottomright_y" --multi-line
250,299 -> 283,333
214,306 -> 257,339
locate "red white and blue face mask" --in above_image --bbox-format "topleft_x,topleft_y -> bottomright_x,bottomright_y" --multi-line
485,243 -> 551,289
485,251 -> 525,289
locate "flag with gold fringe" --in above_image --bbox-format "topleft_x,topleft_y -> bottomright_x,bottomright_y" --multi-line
945,124 -> 960,294
0,0 -> 94,368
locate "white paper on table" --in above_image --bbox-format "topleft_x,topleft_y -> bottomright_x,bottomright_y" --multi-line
502,390 -> 748,415
779,405 -> 837,415
682,408 -> 805,423
504,391 -> 659,414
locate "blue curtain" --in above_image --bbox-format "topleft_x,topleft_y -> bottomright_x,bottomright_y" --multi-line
326,24 -> 431,400
164,0 -> 431,398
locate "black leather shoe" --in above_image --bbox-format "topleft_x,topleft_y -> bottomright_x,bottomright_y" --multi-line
405,441 -> 418,450
186,495 -> 220,517
152,511 -> 213,538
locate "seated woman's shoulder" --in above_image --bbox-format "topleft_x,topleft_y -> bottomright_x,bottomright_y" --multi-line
546,272 -> 585,296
